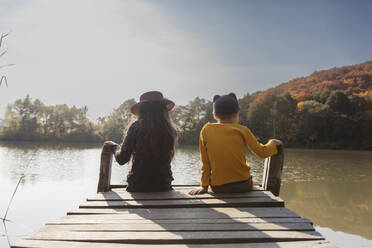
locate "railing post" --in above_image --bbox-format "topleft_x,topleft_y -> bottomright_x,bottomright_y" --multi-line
262,144 -> 284,196
97,144 -> 113,193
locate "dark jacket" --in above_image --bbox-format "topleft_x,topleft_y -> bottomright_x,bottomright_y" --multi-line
114,120 -> 174,192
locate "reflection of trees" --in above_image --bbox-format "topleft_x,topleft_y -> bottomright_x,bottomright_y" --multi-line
171,146 -> 201,185
278,148 -> 372,240
0,144 -> 101,185
0,141 -> 100,150
282,181 -> 372,240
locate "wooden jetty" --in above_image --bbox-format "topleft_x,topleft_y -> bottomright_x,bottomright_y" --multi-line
12,145 -> 334,248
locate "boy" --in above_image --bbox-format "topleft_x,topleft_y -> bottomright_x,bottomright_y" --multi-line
189,93 -> 282,195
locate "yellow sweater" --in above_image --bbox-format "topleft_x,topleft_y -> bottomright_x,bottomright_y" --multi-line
200,122 -> 278,187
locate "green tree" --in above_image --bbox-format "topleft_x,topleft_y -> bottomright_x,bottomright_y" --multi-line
349,95 -> 367,113
238,93 -> 253,126
100,99 -> 136,143
247,95 -> 274,141
351,110 -> 372,149
13,95 -> 40,137
171,97 -> 213,145
247,93 -> 298,144
274,93 -> 298,143
1,95 -> 100,142
312,90 -> 330,103
326,91 -> 353,115
297,101 -> 334,145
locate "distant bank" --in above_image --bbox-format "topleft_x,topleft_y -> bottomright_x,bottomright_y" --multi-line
1,61 -> 371,150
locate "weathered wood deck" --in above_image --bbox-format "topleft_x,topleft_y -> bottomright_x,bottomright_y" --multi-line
12,185 -> 334,248
12,144 -> 335,247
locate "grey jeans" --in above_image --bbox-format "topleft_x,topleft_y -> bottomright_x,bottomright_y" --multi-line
211,177 -> 253,193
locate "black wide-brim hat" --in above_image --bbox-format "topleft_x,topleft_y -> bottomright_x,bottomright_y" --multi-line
130,91 -> 175,114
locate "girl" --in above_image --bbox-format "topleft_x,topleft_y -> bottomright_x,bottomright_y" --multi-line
189,93 -> 282,195
105,91 -> 177,192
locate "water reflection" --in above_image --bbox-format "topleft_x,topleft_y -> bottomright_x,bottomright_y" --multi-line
282,149 -> 372,183
283,180 -> 372,240
0,142 -> 101,184
280,149 -> 372,241
316,226 -> 372,248
0,143 -> 371,247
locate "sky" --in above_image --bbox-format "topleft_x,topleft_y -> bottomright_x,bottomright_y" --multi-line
0,0 -> 372,120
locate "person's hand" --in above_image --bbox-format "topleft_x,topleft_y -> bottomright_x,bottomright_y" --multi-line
270,139 -> 283,146
189,186 -> 208,195
104,141 -> 117,146
104,141 -> 119,153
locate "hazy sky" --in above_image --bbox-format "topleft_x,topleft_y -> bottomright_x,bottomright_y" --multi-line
1,0 -> 372,120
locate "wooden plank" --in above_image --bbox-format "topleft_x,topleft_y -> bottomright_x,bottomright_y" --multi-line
110,184 -> 200,189
49,217 -> 311,225
87,190 -> 276,201
12,240 -> 336,248
67,206 -> 297,217
27,230 -> 324,243
79,197 -> 284,209
111,185 -> 264,191
39,222 -> 315,232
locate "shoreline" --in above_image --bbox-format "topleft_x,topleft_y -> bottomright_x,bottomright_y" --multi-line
1,139 -> 371,151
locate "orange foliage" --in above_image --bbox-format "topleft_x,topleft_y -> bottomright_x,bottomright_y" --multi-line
297,101 -> 305,111
251,60 -> 372,103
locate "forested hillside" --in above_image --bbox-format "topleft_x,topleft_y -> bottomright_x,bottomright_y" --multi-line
1,61 -> 371,149
240,61 -> 372,149
252,60 -> 372,102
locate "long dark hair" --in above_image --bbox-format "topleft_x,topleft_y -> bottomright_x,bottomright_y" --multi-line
135,101 -> 177,161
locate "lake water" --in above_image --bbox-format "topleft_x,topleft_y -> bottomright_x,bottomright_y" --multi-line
0,142 -> 371,248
